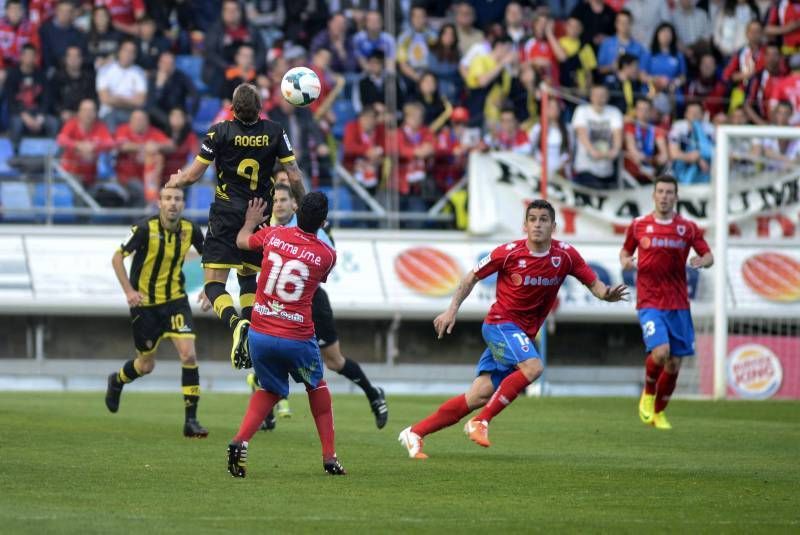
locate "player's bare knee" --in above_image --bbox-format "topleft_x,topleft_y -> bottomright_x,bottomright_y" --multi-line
518,359 -> 543,381
652,346 -> 670,364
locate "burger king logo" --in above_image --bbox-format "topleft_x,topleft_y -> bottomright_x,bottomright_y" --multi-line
741,252 -> 800,302
727,344 -> 783,399
395,247 -> 463,297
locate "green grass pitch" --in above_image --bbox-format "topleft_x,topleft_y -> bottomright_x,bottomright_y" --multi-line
1,392 -> 798,533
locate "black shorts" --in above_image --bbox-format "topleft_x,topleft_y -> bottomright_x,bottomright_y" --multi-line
203,203 -> 263,272
130,296 -> 195,356
312,288 -> 338,349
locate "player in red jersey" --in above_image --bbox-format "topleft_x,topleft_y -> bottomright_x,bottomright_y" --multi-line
620,175 -> 713,430
399,200 -> 629,458
227,192 -> 346,477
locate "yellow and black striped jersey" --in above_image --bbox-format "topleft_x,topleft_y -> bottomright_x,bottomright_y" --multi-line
119,216 -> 204,306
196,118 -> 295,212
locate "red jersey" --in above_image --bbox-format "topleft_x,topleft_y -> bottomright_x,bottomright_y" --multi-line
114,124 -> 170,184
0,17 -> 40,65
622,213 -> 710,310
767,0 -> 800,50
95,0 -> 145,26
29,0 -> 58,27
474,239 -> 597,338
56,118 -> 115,185
248,226 -> 336,340
769,74 -> 800,122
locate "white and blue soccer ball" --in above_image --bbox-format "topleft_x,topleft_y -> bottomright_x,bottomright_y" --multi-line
280,67 -> 321,107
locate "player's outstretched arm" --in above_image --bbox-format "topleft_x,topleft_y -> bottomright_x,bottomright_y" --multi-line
111,250 -> 143,307
689,251 -> 714,269
281,160 -> 306,201
236,198 -> 270,250
434,271 -> 479,339
588,279 -> 630,303
165,159 -> 208,190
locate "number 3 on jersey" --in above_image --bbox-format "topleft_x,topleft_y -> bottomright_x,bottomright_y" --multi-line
237,158 -> 260,191
264,251 -> 309,302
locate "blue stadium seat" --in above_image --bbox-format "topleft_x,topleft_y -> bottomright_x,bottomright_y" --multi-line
193,96 -> 221,136
185,182 -> 214,222
19,137 -> 58,157
32,183 -> 76,223
0,137 -> 19,177
175,54 -> 207,93
0,181 -> 35,222
331,98 -> 356,139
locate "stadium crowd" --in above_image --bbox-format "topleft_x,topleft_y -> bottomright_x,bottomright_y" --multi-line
1,0 -> 800,216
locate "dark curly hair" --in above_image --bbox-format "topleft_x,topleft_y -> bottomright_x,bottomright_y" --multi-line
297,192 -> 329,234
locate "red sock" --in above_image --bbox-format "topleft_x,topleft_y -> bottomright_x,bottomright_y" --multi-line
234,389 -> 280,442
654,370 -> 679,413
644,353 -> 663,395
475,370 -> 531,423
411,394 -> 470,438
307,380 -> 336,459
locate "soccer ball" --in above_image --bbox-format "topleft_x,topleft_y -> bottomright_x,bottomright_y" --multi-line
280,67 -> 321,107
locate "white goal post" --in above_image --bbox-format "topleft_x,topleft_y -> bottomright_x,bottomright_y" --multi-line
712,125 -> 800,400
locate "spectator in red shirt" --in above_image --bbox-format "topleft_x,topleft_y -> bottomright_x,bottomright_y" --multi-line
393,101 -> 435,219
433,106 -> 479,193
743,45 -> 785,124
343,106 -> 385,196
95,0 -> 145,37
520,13 -> 566,85
769,53 -> 800,124
114,109 -> 173,206
162,108 -> 199,185
481,107 -> 532,154
56,98 -> 115,187
766,0 -> 800,55
0,0 -> 41,66
623,97 -> 668,184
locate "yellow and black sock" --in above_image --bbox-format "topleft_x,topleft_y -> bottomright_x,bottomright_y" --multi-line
204,281 -> 240,330
237,272 -> 257,321
182,365 -> 200,421
117,359 -> 141,384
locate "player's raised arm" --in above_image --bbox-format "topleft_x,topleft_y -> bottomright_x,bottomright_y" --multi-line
165,158 -> 208,190
276,126 -> 306,201
236,198 -> 270,250
434,271 -> 479,339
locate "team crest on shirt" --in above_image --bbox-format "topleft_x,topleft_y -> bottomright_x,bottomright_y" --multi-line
551,256 -> 561,268
677,225 -> 686,236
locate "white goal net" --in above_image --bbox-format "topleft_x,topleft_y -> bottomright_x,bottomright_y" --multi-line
694,125 -> 800,400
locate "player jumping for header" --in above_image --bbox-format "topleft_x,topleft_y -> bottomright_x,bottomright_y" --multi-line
620,175 -> 713,430
399,199 -> 629,458
165,83 -> 306,368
